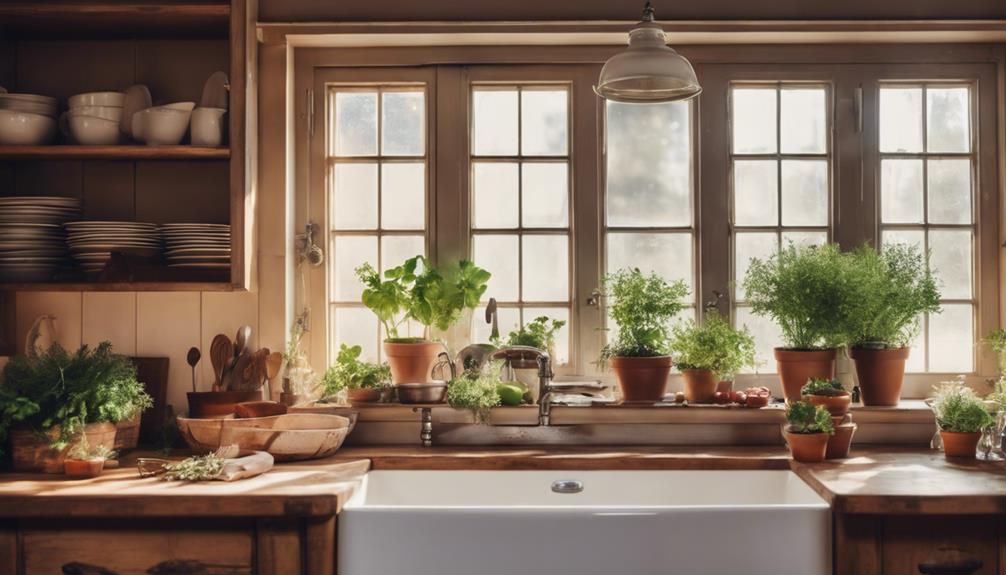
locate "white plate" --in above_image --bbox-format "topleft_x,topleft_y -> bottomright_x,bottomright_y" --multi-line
167,262 -> 230,269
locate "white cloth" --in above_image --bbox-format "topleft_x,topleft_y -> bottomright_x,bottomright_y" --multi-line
216,451 -> 274,481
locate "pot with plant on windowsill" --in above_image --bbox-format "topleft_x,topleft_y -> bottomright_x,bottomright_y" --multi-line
317,344 -> 391,405
599,268 -> 689,403
668,310 -> 756,403
742,243 -> 851,402
927,379 -> 994,459
801,377 -> 852,417
783,400 -> 835,463
356,255 -> 490,385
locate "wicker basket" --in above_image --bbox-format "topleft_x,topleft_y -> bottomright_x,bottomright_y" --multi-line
114,414 -> 141,451
11,422 -> 117,473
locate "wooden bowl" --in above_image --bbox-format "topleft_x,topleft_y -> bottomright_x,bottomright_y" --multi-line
187,390 -> 262,418
177,413 -> 351,461
288,404 -> 359,433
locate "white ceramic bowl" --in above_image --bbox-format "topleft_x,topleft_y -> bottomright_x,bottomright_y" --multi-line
68,105 -> 122,122
132,107 -> 191,145
0,94 -> 57,117
69,114 -> 121,145
0,109 -> 56,145
161,101 -> 196,113
68,91 -> 125,108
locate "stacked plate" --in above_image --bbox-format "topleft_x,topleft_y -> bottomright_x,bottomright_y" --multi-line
162,223 -> 231,269
65,221 -> 161,274
0,196 -> 79,282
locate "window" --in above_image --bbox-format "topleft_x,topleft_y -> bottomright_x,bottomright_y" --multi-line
878,83 -> 975,373
729,84 -> 831,372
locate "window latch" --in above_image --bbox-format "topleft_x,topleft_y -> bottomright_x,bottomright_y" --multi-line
586,288 -> 602,308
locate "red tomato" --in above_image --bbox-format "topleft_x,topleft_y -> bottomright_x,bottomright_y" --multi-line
713,391 -> 731,405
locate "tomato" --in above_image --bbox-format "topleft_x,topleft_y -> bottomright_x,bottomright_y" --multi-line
744,386 -> 771,408
713,391 -> 731,405
731,391 -> 747,404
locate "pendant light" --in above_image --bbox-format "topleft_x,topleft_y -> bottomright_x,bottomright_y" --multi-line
595,1 -> 701,103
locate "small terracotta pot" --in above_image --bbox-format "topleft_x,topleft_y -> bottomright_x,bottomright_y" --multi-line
784,429 -> 831,463
805,392 -> 852,417
940,430 -> 981,459
347,388 -> 383,404
187,390 -> 262,418
775,348 -> 837,402
384,341 -> 443,384
826,423 -> 858,459
609,355 -> 672,403
682,369 -> 718,404
64,458 -> 104,478
849,347 -> 909,407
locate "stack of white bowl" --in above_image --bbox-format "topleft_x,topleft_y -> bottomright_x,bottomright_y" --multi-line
0,196 -> 79,282
66,91 -> 125,145
131,101 -> 194,146
0,93 -> 57,145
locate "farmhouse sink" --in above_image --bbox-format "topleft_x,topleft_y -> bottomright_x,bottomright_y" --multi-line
338,469 -> 830,575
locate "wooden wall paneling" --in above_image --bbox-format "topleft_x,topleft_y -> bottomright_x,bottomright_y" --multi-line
256,519 -> 303,575
135,39 -> 230,106
81,161 -> 135,220
0,292 -> 13,356
81,292 -> 137,355
199,291 -> 259,386
15,41 -> 133,98
134,161 -> 230,223
12,160 -> 81,198
231,0 -> 259,290
305,515 -> 336,575
14,292 -> 82,353
136,292 -> 201,414
883,516 -> 1000,574
833,512 -> 881,575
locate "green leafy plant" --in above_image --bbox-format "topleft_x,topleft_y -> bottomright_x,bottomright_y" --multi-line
929,379 -> 994,433
319,344 -> 390,398
66,439 -> 116,462
801,378 -> 847,397
600,268 -> 689,359
667,312 -> 756,379
356,256 -> 491,342
0,342 -> 152,449
495,316 -> 566,352
785,400 -> 836,435
841,243 -> 941,348
742,242 -> 852,350
447,360 -> 502,423
984,329 -> 1006,375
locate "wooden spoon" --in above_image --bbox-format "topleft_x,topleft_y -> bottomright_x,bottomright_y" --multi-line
265,351 -> 283,401
209,334 -> 233,391
186,347 -> 201,393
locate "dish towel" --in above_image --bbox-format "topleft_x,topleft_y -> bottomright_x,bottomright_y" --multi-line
217,451 -> 274,481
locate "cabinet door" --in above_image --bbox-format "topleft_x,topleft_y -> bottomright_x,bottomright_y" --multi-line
883,516 -> 999,574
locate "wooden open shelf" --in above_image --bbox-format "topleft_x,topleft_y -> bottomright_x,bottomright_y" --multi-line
0,2 -> 230,39
0,145 -> 230,161
0,281 -> 235,292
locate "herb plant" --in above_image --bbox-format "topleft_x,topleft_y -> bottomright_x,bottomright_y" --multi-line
66,439 -> 116,462
742,243 -> 852,350
984,329 -> 1006,375
356,256 -> 491,342
841,243 -> 941,348
929,380 -> 994,433
162,452 -> 226,482
600,268 -> 689,359
319,344 -> 390,398
785,401 -> 836,435
0,342 -> 152,449
667,312 -> 756,379
447,360 -> 502,423
496,316 -> 566,352
801,378 -> 847,397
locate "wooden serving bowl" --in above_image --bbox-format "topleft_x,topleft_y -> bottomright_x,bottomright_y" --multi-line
187,390 -> 262,418
177,413 -> 351,461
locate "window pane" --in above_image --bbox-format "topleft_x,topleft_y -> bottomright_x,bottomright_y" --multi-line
521,90 -> 568,156
334,92 -> 377,156
381,163 -> 425,230
929,229 -> 972,300
904,328 -> 925,373
332,235 -> 377,301
607,232 -> 693,294
927,87 -> 970,153
780,88 -> 827,154
606,101 -> 691,227
472,89 -> 518,156
522,234 -> 569,301
882,229 -> 925,252
473,234 -> 519,301
380,235 -> 424,273
732,88 -> 777,154
781,230 -> 827,249
472,305 -> 520,346
735,232 -> 777,300
735,306 -> 782,374
523,307 -> 571,365
472,162 -> 519,229
781,159 -> 828,226
927,159 -> 972,225
879,87 -> 923,153
521,162 -> 568,228
928,304 -> 974,373
734,160 -> 778,226
333,306 -> 379,363
381,91 -> 424,156
331,163 -> 378,230
881,159 -> 924,224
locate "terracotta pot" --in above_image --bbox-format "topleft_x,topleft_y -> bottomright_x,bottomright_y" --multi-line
682,369 -> 718,404
347,388 -> 383,404
384,341 -> 443,384
940,430 -> 981,459
784,429 -> 831,463
826,422 -> 858,459
187,390 -> 262,418
805,392 -> 852,417
774,348 -> 837,402
849,347 -> 909,407
609,355 -> 672,403
64,458 -> 104,478
11,422 -> 117,473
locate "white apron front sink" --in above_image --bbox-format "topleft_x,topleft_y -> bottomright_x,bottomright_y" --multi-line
338,469 -> 830,575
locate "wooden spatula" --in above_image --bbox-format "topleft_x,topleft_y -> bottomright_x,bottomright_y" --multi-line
209,334 -> 233,391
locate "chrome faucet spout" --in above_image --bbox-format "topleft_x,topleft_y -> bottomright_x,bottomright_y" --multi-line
489,345 -> 555,426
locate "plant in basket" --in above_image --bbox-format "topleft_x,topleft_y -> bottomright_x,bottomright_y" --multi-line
668,311 -> 756,403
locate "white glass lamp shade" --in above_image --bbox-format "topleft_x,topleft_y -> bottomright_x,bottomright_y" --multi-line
596,21 -> 701,103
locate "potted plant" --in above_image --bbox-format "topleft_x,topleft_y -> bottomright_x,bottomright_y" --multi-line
668,311 -> 756,403
319,344 -> 391,404
801,378 -> 852,417
600,268 -> 690,403
447,361 -> 502,423
928,380 -> 993,459
842,244 -> 941,406
743,243 -> 852,402
0,342 -> 152,473
784,400 -> 836,463
63,440 -> 116,479
357,256 -> 490,384
496,315 -> 565,361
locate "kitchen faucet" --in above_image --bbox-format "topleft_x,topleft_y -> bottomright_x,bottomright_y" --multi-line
490,345 -> 555,426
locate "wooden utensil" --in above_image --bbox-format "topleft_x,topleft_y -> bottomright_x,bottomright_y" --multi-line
209,334 -> 233,391
234,325 -> 252,358
226,350 -> 252,391
265,351 -> 283,400
186,347 -> 201,393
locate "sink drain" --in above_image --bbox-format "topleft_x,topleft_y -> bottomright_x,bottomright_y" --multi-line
551,479 -> 584,494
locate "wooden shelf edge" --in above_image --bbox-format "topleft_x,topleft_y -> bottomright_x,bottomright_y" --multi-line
1,282 -> 237,292
0,145 -> 230,161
